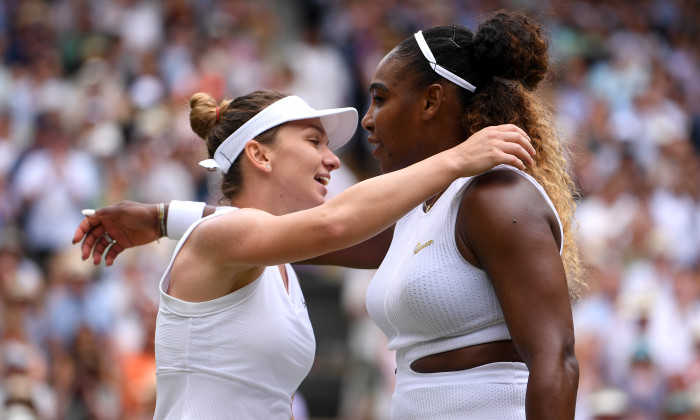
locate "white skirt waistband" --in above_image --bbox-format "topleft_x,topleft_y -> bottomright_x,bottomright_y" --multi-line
394,362 -> 528,394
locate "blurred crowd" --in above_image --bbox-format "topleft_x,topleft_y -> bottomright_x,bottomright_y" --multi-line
0,0 -> 698,419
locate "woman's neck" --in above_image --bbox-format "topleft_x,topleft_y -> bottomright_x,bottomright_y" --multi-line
229,189 -> 297,216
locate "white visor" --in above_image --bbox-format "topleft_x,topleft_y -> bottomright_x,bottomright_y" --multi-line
199,95 -> 358,174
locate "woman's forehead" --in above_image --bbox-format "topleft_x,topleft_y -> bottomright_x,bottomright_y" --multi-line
371,57 -> 404,89
376,53 -> 401,74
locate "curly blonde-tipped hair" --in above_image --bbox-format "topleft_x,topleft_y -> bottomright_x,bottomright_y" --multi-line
469,84 -> 587,300
467,13 -> 586,300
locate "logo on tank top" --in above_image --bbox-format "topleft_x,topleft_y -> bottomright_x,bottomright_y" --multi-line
413,240 -> 433,254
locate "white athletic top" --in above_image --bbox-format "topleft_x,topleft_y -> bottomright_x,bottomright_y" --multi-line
154,207 -> 316,420
366,165 -> 563,368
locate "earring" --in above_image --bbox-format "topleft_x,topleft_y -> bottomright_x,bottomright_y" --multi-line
266,164 -> 270,169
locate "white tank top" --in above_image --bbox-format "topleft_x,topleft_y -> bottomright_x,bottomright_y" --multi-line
153,207 -> 315,420
366,166 -> 563,368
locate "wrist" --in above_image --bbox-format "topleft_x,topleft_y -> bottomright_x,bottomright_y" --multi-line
436,148 -> 463,180
156,202 -> 166,238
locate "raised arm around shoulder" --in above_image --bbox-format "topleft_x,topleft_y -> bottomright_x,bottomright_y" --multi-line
197,124 -> 535,268
456,170 -> 577,420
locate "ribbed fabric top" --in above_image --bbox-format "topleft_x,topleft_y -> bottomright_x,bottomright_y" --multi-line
153,207 -> 315,420
366,165 -> 563,369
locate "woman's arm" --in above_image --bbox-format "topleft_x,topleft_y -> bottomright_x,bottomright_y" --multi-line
73,199 -> 393,268
196,125 -> 536,267
456,170 -> 578,420
72,201 -> 217,266
296,225 -> 394,269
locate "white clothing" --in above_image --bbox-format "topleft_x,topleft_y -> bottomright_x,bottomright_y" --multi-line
392,362 -> 528,420
366,166 -> 562,418
154,208 -> 315,420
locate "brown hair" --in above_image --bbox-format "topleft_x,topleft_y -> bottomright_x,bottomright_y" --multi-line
393,12 -> 586,299
189,90 -> 288,201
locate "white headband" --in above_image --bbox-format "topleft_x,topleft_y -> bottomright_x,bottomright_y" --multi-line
199,95 -> 358,174
414,30 -> 476,93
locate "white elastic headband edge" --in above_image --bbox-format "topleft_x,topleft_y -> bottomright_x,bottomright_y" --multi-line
414,30 -> 476,93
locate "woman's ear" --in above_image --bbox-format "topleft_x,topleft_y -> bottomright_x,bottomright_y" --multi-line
422,83 -> 444,121
243,140 -> 272,172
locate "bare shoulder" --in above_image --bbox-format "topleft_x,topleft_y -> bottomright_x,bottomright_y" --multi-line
461,169 -> 554,220
457,169 -> 561,255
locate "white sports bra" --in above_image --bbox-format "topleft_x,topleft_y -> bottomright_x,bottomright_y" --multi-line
366,166 -> 563,367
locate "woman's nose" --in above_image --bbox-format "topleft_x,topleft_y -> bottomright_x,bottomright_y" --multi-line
361,109 -> 373,132
324,150 -> 341,170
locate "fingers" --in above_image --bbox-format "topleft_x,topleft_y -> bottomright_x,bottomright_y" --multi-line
75,207 -> 124,266
91,231 -> 121,265
469,125 -> 537,174
489,134 -> 534,168
76,219 -> 114,265
80,222 -> 105,261
105,243 -> 125,266
511,131 -> 536,158
504,124 -> 531,144
91,233 -> 110,265
500,150 -> 527,171
487,124 -> 536,157
72,217 -> 92,245
505,138 -> 536,167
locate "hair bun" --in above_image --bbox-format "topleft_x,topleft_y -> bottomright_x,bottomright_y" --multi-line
473,12 -> 549,90
189,92 -> 219,141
